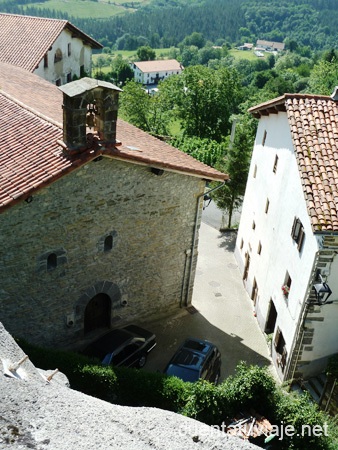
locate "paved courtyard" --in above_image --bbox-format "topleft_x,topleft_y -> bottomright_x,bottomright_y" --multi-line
143,221 -> 274,381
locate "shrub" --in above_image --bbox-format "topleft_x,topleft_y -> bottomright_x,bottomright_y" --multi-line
180,380 -> 225,425
219,362 -> 278,417
112,367 -> 188,411
273,391 -> 331,450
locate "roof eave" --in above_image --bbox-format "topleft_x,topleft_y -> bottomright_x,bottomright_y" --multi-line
65,22 -> 103,49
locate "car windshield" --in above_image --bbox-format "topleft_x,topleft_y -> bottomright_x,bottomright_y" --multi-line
84,329 -> 132,360
171,348 -> 202,366
165,364 -> 200,382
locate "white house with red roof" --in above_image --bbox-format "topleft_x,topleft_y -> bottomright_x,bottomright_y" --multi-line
255,40 -> 285,52
235,92 -> 338,388
131,59 -> 183,85
0,13 -> 102,85
0,62 -> 226,348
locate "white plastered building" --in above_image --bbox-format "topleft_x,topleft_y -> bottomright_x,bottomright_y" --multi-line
235,92 -> 338,383
0,13 -> 102,85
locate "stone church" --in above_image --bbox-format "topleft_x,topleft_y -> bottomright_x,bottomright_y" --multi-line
0,62 -> 227,347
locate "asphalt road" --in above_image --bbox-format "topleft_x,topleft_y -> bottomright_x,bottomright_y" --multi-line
141,219 -> 273,382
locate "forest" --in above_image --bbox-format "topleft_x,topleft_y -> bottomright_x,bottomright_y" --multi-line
1,0 -> 338,51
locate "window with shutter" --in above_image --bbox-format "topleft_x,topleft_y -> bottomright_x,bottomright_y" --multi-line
291,217 -> 305,251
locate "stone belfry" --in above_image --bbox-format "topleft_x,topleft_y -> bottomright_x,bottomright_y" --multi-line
59,78 -> 122,151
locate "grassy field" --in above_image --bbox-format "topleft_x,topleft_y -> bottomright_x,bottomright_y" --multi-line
229,49 -> 264,61
92,48 -> 176,74
92,48 -> 263,74
23,0 -> 151,19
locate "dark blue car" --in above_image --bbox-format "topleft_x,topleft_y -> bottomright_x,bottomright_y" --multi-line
164,338 -> 221,384
82,325 -> 156,368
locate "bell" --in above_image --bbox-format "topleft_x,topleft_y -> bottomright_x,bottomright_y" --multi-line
87,111 -> 95,129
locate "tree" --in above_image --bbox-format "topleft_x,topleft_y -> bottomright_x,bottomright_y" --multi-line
136,46 -> 156,61
212,115 -> 255,228
120,80 -> 172,136
180,32 -> 206,49
180,46 -> 199,67
119,81 -> 151,130
172,137 -> 226,168
110,55 -> 134,86
308,58 -> 338,95
160,65 -> 242,142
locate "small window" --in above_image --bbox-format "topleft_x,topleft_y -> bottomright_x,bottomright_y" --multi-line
54,48 -> 62,63
273,155 -> 278,173
282,272 -> 292,297
44,54 -> 48,68
251,278 -> 258,303
104,235 -> 113,252
262,130 -> 267,146
253,164 -> 257,178
240,238 -> 244,250
252,221 -> 256,230
68,43 -> 71,56
274,327 -> 287,372
257,241 -> 262,255
67,72 -> 72,83
291,217 -> 305,251
55,78 -> 61,86
80,65 -> 85,77
265,198 -> 270,214
47,253 -> 57,271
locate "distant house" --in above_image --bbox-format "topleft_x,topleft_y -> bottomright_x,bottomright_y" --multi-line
0,13 -> 102,85
131,59 -> 183,85
235,91 -> 338,383
256,40 -> 285,52
0,62 -> 226,347
237,43 -> 254,51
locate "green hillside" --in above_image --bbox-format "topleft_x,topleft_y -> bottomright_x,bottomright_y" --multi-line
1,0 -> 338,51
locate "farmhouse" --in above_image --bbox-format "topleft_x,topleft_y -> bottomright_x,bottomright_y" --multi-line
255,40 -> 285,52
0,62 -> 227,348
131,59 -> 183,85
235,91 -> 338,385
0,13 -> 102,85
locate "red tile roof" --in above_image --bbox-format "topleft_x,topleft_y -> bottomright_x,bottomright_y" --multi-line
0,62 -> 227,213
133,59 -> 183,73
249,93 -> 338,232
0,13 -> 102,72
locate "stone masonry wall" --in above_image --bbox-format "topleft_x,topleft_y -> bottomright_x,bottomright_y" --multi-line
0,157 -> 205,347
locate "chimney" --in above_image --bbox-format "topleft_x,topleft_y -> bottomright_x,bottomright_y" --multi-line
58,78 -> 122,151
331,86 -> 338,101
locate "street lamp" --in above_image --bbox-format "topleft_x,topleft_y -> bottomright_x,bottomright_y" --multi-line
313,275 -> 332,305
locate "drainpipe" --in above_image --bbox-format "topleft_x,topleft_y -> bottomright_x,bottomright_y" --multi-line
182,181 -> 227,308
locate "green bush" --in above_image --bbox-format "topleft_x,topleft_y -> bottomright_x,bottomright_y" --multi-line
220,362 -> 278,417
180,380 -> 225,424
273,391 -> 332,450
112,366 -> 188,410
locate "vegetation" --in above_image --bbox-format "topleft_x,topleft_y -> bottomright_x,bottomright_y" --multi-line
211,115 -> 255,228
16,339 -> 338,450
2,0 -> 338,52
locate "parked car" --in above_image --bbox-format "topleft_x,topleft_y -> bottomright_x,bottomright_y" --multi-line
82,324 -> 156,368
164,338 -> 221,384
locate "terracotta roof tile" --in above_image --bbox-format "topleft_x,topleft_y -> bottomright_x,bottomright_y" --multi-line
133,59 -> 183,73
0,13 -> 101,72
0,62 -> 227,213
250,93 -> 338,232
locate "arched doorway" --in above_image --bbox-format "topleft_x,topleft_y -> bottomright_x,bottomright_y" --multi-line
84,293 -> 111,334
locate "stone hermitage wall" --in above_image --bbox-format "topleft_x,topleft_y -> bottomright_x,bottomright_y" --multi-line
0,157 -> 205,347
